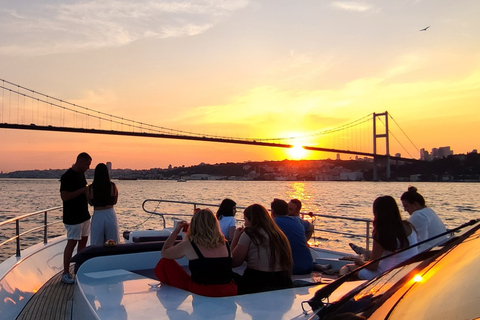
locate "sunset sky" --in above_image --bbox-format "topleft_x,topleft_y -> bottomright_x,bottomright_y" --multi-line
1,0 -> 479,173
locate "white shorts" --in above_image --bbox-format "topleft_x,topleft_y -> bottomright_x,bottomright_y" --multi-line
65,220 -> 91,240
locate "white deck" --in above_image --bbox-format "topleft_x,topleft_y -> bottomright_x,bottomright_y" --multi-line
72,249 -> 363,320
73,267 -> 363,320
0,230 -> 362,320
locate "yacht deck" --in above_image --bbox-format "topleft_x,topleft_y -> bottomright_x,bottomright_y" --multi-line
17,268 -> 74,320
15,266 -> 344,320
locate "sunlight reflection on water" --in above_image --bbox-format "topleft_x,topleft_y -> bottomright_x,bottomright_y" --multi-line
1,179 -> 479,261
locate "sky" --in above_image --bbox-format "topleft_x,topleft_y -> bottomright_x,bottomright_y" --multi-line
1,0 -> 479,172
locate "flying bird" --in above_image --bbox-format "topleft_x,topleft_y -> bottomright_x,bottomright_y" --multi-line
420,26 -> 430,31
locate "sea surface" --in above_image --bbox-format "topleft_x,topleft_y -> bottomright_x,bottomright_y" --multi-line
1,178 -> 479,262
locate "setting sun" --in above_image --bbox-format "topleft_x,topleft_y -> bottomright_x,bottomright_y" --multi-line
288,145 -> 308,160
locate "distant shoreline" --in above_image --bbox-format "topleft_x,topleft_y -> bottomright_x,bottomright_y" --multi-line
1,154 -> 479,183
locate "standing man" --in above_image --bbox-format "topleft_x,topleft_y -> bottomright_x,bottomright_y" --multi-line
60,152 -> 92,284
288,199 -> 315,241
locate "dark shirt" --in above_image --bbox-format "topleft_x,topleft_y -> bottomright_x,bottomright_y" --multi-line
298,217 -> 311,233
189,241 -> 233,285
274,216 -> 313,275
60,168 -> 90,225
90,182 -> 117,208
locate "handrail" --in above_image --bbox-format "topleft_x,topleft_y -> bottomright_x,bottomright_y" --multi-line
308,213 -> 372,251
0,206 -> 63,257
142,199 -> 372,251
142,199 -> 248,228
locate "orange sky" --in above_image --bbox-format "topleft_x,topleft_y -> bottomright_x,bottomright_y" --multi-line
1,1 -> 479,172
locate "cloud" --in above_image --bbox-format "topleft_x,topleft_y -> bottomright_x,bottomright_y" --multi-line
331,1 -> 376,12
0,0 -> 249,56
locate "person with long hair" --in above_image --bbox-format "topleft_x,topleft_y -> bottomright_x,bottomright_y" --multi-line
339,196 -> 418,280
86,163 -> 119,246
216,198 -> 237,241
155,209 -> 237,297
401,186 -> 446,252
231,204 -> 293,294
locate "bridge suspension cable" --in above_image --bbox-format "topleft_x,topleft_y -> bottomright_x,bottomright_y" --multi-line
0,78 -> 419,160
373,113 -> 419,159
0,79 -> 242,140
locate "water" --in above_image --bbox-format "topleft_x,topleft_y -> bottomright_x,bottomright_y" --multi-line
1,179 -> 479,262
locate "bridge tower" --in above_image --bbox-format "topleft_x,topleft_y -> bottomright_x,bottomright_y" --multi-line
373,111 -> 390,181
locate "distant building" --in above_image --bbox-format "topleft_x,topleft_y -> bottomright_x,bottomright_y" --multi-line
420,148 -> 431,161
420,146 -> 453,161
410,174 -> 421,182
106,162 -> 112,171
339,171 -> 364,181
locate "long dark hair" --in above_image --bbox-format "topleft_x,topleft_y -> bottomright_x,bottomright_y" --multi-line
400,186 -> 426,207
372,196 -> 411,252
216,198 -> 236,219
243,204 -> 292,273
91,163 -> 112,200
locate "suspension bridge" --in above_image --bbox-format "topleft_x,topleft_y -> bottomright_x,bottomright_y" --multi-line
0,79 -> 420,179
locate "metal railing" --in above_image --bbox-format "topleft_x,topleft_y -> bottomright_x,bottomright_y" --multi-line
142,199 -> 247,228
0,206 -> 63,257
142,199 -> 372,251
0,201 -> 373,259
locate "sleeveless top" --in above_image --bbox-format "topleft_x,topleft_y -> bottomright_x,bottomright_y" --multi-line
189,241 -> 233,285
90,182 -> 117,207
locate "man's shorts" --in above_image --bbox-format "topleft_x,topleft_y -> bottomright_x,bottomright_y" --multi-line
64,220 -> 91,240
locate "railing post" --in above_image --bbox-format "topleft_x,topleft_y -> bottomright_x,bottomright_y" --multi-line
365,221 -> 371,252
44,210 -> 48,244
15,220 -> 21,257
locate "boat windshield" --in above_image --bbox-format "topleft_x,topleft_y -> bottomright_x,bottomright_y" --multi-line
309,221 -> 480,320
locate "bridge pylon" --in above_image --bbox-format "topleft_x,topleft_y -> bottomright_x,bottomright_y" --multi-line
373,111 -> 390,181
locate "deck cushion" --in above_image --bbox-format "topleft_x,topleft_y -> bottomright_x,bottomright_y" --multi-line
71,241 -> 178,273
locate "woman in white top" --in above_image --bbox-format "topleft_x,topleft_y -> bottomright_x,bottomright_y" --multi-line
340,196 -> 418,280
216,198 -> 237,241
401,186 -> 447,252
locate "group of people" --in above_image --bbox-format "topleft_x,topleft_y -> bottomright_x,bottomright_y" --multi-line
155,197 -> 316,296
60,152 -> 120,284
339,187 -> 447,280
59,152 -> 447,294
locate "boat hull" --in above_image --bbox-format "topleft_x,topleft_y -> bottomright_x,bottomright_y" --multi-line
0,236 -> 68,319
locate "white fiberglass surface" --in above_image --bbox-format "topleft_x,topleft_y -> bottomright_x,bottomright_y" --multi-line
0,236 -> 67,320
76,268 -> 364,320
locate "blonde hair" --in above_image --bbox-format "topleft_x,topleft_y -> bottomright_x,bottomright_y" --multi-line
187,208 -> 226,249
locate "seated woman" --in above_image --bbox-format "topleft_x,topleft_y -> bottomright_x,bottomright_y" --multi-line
154,209 -> 237,297
339,196 -> 418,280
216,198 -> 237,241
231,204 -> 293,294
